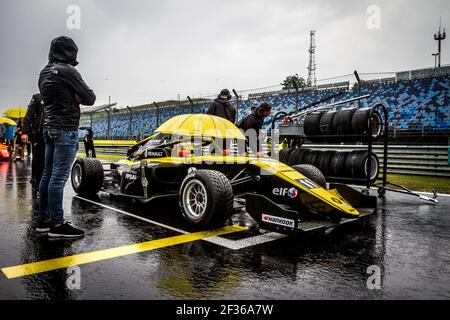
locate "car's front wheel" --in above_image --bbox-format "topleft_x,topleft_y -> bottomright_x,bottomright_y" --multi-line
179,170 -> 234,228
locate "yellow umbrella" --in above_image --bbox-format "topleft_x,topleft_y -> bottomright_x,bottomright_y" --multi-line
0,116 -> 17,126
155,114 -> 246,140
3,107 -> 27,119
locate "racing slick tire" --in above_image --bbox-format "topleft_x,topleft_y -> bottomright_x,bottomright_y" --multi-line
329,151 -> 350,178
332,108 -> 358,137
351,108 -> 383,139
297,148 -> 311,164
302,149 -> 321,166
304,111 -> 326,140
287,148 -> 301,166
292,164 -> 327,189
319,111 -> 336,135
279,147 -> 294,164
180,170 -> 234,228
344,150 -> 379,182
71,158 -> 104,196
317,150 -> 337,176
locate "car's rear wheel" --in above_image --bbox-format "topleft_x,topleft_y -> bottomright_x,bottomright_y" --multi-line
180,170 -> 234,227
71,158 -> 104,195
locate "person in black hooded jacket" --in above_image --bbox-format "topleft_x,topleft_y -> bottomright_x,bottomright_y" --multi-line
206,89 -> 236,124
22,93 -> 45,193
237,102 -> 272,157
36,36 -> 96,238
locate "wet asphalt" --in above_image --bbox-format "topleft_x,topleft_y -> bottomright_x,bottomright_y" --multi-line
0,159 -> 449,300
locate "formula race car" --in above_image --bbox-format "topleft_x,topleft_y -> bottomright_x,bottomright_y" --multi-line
71,114 -> 376,235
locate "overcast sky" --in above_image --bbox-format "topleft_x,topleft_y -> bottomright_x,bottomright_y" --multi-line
0,0 -> 448,112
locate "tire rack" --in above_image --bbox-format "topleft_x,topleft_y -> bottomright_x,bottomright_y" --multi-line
273,102 -> 389,195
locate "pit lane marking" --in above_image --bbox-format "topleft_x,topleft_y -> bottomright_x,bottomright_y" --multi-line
74,196 -> 287,250
1,226 -> 246,279
74,195 -> 189,234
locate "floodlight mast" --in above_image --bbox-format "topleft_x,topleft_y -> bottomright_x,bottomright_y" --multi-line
434,18 -> 446,68
307,30 -> 317,87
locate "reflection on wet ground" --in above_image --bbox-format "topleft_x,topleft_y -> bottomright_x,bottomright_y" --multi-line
0,160 -> 449,299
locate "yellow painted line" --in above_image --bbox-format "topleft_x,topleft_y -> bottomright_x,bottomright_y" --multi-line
1,225 -> 247,279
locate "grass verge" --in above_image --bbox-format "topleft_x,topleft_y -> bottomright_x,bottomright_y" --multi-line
385,174 -> 450,194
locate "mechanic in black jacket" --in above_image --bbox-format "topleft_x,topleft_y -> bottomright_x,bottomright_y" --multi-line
206,89 -> 236,124
237,102 -> 272,157
21,93 -> 45,194
37,36 -> 96,238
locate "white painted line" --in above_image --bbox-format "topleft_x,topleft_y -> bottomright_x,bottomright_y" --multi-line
348,185 -> 450,198
73,195 -> 286,250
74,195 -> 188,234
416,191 -> 450,198
206,232 -> 288,250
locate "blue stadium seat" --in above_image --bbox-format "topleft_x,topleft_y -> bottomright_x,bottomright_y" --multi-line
81,75 -> 450,139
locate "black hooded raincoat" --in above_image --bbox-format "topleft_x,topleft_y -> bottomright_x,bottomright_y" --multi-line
38,36 -> 96,130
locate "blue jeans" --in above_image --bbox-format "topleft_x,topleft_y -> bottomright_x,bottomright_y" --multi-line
39,129 -> 78,225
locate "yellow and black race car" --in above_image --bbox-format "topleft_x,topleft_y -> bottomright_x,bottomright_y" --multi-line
71,114 -> 376,235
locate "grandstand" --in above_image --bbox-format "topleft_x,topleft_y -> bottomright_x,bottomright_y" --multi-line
80,65 -> 450,143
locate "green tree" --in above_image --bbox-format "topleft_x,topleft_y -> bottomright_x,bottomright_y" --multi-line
281,74 -> 306,90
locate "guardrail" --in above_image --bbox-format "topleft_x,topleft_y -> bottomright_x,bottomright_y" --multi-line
78,141 -> 450,177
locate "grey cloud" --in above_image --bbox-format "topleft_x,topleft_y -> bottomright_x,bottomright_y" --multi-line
0,0 -> 448,111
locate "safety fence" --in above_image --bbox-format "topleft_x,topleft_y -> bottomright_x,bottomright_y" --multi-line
78,141 -> 450,177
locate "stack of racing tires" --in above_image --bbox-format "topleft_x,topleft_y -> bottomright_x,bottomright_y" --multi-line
303,107 -> 382,141
279,107 -> 382,184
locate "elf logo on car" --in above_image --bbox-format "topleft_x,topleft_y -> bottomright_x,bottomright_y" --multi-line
272,187 -> 298,198
261,214 -> 295,228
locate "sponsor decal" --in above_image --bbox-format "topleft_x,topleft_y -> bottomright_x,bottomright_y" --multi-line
146,151 -> 164,157
330,197 -> 350,208
331,197 -> 343,204
261,214 -> 295,228
124,173 -> 137,180
296,179 -> 320,190
272,187 -> 298,199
